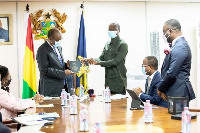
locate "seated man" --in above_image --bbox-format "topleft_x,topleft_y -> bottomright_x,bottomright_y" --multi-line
132,56 -> 167,108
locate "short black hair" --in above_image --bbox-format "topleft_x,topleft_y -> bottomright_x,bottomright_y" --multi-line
145,56 -> 158,70
0,65 -> 8,81
47,28 -> 59,38
165,19 -> 181,31
110,22 -> 120,31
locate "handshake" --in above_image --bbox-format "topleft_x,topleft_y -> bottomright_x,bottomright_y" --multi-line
81,58 -> 100,65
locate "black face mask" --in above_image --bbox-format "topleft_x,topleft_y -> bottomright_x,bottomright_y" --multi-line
6,79 -> 11,86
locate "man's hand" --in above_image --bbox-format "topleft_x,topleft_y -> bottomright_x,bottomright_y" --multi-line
157,89 -> 167,101
65,69 -> 74,75
132,87 -> 142,96
93,60 -> 100,65
66,60 -> 70,68
82,58 -> 94,65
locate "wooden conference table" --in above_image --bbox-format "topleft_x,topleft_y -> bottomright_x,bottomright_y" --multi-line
36,96 -> 200,133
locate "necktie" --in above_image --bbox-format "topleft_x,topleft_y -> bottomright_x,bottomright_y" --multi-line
53,46 -> 66,86
53,47 -> 63,65
146,77 -> 151,94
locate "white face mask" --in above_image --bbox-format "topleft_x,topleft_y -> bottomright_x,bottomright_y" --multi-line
162,29 -> 170,43
108,31 -> 117,39
54,40 -> 61,47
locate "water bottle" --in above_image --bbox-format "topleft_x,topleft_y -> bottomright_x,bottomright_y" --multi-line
181,107 -> 191,133
79,107 -> 89,131
79,84 -> 84,98
105,86 -> 111,103
93,122 -> 103,133
70,95 -> 77,115
71,88 -> 76,96
61,89 -> 67,106
144,100 -> 153,123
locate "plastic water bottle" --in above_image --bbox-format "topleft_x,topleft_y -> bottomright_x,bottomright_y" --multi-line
181,107 -> 191,133
79,84 -> 84,98
71,88 -> 75,96
70,95 -> 77,115
105,86 -> 111,103
93,122 -> 103,133
144,100 -> 153,123
79,107 -> 89,131
61,89 -> 67,106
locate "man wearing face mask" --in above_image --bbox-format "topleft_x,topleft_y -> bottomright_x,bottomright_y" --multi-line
132,56 -> 167,107
86,23 -> 128,95
36,28 -> 74,96
157,19 -> 196,101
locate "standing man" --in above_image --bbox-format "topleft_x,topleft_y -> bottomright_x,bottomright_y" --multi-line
0,20 -> 9,42
87,23 -> 128,95
133,56 -> 167,107
36,28 -> 73,96
157,19 -> 195,101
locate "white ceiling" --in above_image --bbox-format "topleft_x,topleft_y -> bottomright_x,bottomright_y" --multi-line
0,0 -> 200,2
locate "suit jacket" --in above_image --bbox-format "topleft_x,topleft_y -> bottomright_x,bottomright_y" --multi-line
0,89 -> 35,121
158,37 -> 195,100
36,41 -> 65,96
140,71 -> 167,107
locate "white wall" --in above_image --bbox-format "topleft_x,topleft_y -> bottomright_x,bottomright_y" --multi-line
0,1 -> 199,108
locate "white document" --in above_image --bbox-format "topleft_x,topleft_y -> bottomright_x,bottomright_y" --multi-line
13,115 -> 48,126
16,124 -> 45,133
36,104 -> 54,107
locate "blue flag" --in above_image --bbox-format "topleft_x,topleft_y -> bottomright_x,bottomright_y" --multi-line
76,10 -> 88,95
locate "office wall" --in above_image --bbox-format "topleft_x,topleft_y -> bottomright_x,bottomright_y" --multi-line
0,1 -> 199,108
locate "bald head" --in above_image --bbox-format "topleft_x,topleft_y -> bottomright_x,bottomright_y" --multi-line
109,22 -> 120,32
48,28 -> 61,38
47,28 -> 62,46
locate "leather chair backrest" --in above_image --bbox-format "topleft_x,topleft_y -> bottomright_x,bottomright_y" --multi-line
0,112 -> 2,122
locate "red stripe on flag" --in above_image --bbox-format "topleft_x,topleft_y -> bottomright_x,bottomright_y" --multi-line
26,15 -> 35,60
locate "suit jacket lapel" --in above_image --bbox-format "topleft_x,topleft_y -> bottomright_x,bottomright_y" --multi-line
45,42 -> 63,67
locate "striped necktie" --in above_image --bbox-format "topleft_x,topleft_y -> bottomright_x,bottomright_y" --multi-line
146,77 -> 151,94
53,46 -> 63,65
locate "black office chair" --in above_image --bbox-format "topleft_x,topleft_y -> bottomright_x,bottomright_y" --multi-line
0,112 -> 2,122
1,112 -> 21,131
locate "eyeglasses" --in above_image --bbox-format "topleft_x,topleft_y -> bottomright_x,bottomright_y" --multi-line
142,65 -> 149,67
163,28 -> 177,35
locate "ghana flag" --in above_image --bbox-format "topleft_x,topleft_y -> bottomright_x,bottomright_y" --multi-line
22,14 -> 37,99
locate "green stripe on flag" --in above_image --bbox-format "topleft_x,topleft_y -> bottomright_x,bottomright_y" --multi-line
22,80 -> 36,99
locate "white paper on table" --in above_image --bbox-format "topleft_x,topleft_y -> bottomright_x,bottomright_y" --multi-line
111,94 -> 130,100
16,123 -> 45,133
13,115 -> 48,126
36,104 -> 54,107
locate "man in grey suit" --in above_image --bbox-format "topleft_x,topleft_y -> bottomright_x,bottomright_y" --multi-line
157,19 -> 195,101
36,28 -> 73,96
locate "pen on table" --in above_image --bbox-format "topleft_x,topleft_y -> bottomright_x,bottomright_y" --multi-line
39,113 -> 46,115
27,119 -> 44,122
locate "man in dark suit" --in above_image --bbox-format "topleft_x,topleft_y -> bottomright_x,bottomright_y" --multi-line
157,19 -> 196,101
133,56 -> 167,107
36,28 -> 73,96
